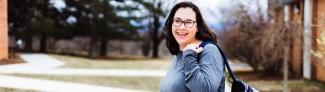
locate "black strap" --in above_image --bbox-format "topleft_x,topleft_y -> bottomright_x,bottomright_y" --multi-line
199,41 -> 237,82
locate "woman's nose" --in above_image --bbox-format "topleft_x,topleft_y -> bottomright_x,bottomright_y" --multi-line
178,23 -> 186,29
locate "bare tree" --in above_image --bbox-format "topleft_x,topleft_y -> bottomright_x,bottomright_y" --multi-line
221,4 -> 303,75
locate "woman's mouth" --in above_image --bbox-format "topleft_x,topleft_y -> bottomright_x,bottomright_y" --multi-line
175,32 -> 188,41
176,32 -> 188,37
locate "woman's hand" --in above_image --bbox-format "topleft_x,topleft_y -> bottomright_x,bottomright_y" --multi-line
184,44 -> 203,53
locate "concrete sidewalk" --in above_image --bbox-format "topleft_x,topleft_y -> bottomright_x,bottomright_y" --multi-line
0,53 -> 166,77
0,68 -> 166,77
0,75 -> 146,92
0,53 -> 64,69
229,60 -> 253,72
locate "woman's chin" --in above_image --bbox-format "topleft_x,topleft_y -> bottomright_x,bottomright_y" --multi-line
176,40 -> 188,45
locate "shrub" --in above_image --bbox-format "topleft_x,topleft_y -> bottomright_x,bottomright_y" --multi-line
220,13 -> 302,75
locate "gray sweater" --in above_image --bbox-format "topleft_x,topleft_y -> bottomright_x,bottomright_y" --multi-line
160,43 -> 225,92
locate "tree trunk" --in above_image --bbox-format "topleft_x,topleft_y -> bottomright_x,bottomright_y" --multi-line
39,33 -> 47,53
88,20 -> 98,58
24,32 -> 33,52
152,15 -> 160,58
142,34 -> 151,57
89,35 -> 98,58
100,36 -> 108,56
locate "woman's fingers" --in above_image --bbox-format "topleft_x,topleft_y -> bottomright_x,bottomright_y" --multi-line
195,47 -> 203,53
184,44 -> 203,53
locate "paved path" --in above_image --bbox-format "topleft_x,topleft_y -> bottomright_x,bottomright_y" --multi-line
0,53 -> 238,92
229,61 -> 253,72
0,75 -> 146,92
0,53 -> 64,69
0,53 -> 166,77
0,68 -> 166,77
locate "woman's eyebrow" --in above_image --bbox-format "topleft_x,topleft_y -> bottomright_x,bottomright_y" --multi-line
185,19 -> 195,21
174,17 -> 181,19
173,17 -> 195,21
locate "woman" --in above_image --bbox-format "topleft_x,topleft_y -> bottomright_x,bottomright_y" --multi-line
160,1 -> 225,92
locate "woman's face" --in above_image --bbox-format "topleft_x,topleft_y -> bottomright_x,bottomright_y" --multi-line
172,7 -> 198,46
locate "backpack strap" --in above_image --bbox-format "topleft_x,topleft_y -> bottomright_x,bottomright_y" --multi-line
199,41 -> 238,82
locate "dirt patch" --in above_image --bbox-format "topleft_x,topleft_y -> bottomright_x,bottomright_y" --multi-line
232,72 -> 325,92
235,72 -> 282,81
0,53 -> 24,65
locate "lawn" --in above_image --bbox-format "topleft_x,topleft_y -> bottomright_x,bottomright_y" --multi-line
47,54 -> 171,70
225,72 -> 325,92
247,79 -> 325,92
10,74 -> 162,92
0,87 -> 36,92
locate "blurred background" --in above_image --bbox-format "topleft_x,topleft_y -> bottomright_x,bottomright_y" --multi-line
0,0 -> 325,92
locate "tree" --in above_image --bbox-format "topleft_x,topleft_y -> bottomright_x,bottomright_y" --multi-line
9,0 -> 140,57
140,0 -> 166,58
221,4 -> 303,75
63,0 -> 139,58
116,0 -> 166,58
9,0 -> 51,52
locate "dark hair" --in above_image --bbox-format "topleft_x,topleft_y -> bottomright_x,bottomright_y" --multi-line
164,1 -> 218,55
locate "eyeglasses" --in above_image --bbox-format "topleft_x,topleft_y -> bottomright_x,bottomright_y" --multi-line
172,19 -> 197,28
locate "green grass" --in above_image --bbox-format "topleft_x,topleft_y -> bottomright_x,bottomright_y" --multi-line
246,79 -> 325,92
48,54 -> 171,70
11,74 -> 162,92
0,87 -> 36,92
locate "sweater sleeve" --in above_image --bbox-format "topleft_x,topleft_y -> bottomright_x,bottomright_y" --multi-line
182,44 -> 224,92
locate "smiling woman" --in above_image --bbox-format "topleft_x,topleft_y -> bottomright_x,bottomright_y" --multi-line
160,1 -> 225,92
172,8 -> 198,50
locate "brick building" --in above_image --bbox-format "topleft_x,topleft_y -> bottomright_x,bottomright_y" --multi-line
310,0 -> 325,82
0,0 -> 8,60
269,0 -> 325,82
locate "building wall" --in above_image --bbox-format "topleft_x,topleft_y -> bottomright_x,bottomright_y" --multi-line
268,0 -> 325,81
312,0 -> 325,82
289,2 -> 303,77
268,0 -> 304,77
0,0 -> 8,60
